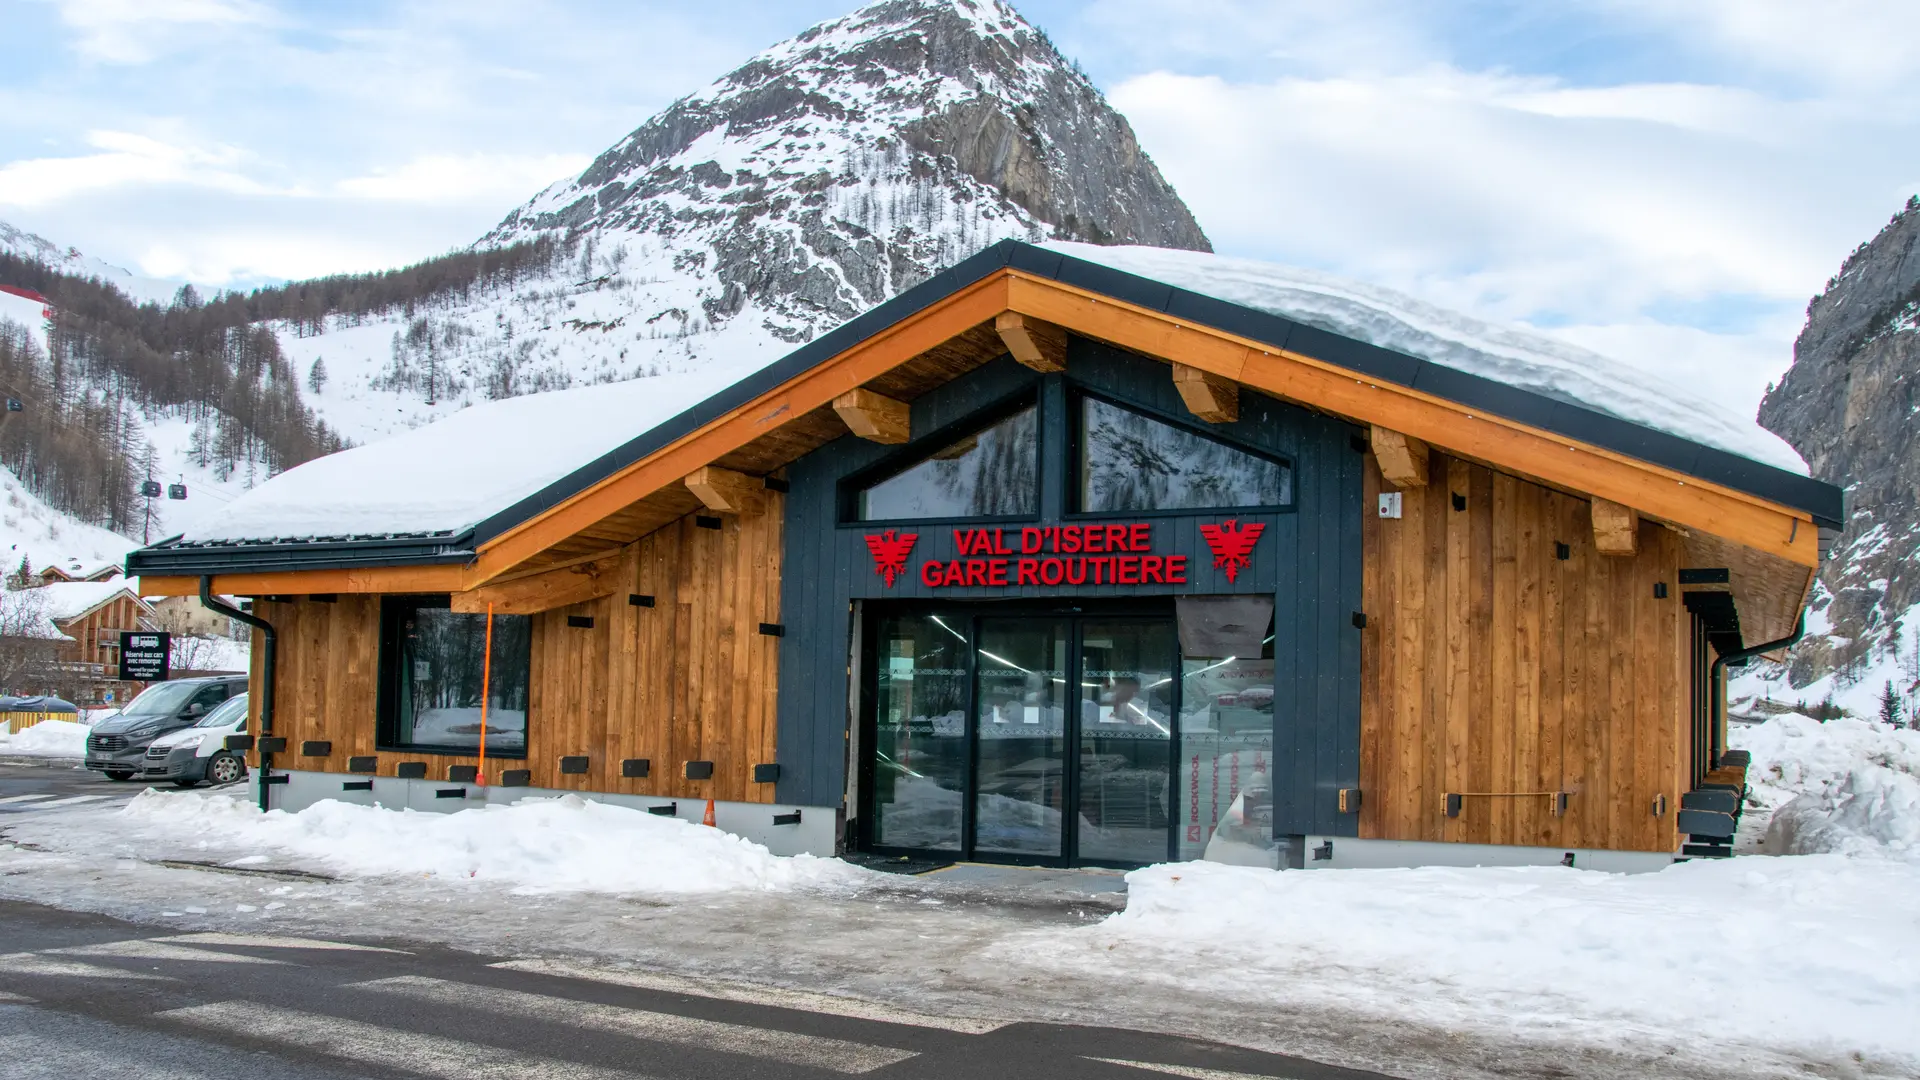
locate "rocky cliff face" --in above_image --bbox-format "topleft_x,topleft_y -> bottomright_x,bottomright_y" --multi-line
487,0 -> 1208,343
1758,197 -> 1920,693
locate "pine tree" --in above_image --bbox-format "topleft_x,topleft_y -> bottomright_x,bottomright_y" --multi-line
307,356 -> 328,395
1882,680 -> 1903,728
5,554 -> 29,590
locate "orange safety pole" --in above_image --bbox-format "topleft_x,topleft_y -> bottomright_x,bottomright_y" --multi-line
477,602 -> 493,786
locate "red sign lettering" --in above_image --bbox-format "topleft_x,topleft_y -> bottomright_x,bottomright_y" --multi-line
869,522 -> 1222,590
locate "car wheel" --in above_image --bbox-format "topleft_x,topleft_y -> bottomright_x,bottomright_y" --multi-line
103,770 -> 135,781
206,752 -> 244,786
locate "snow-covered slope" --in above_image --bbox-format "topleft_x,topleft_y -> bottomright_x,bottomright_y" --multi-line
0,465 -> 136,580
271,0 -> 1208,449
0,219 -> 184,306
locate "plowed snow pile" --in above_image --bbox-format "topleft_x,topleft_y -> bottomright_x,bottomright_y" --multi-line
1737,713 -> 1920,861
0,718 -> 89,757
118,790 -> 869,896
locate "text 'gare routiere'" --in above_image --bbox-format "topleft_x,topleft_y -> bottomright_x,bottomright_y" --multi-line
865,520 -> 1267,589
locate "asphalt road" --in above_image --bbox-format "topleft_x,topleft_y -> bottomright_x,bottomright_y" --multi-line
0,759 -> 245,818
0,900 -> 1385,1080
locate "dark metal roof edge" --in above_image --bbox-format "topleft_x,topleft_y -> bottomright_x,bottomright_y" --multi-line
125,237 -> 1842,577
128,533 -> 476,577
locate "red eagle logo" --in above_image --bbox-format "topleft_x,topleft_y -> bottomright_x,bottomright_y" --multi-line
863,530 -> 918,587
1199,519 -> 1266,583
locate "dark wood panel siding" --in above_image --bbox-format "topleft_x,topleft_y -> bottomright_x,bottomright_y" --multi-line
776,337 -> 1365,833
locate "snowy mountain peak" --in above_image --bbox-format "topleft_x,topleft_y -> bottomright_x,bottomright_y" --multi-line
487,0 -> 1207,344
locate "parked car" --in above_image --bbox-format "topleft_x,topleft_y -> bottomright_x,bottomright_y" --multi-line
84,676 -> 248,781
140,692 -> 250,788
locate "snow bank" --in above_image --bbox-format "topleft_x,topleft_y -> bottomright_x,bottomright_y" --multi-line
1014,856 -> 1920,1070
118,790 -> 869,896
0,718 -> 89,756
182,365 -> 768,543
1734,712 -> 1920,862
1046,243 -> 1807,475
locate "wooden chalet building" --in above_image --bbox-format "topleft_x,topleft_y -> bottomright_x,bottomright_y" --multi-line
128,241 -> 1842,870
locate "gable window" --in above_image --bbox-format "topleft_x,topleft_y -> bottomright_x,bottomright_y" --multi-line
378,597 -> 532,756
1079,396 -> 1291,513
855,403 -> 1039,521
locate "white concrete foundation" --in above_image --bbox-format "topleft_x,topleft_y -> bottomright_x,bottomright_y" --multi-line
1295,834 -> 1676,874
256,769 -> 838,857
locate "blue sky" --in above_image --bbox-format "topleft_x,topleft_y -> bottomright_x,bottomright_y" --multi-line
2,0 -> 1916,415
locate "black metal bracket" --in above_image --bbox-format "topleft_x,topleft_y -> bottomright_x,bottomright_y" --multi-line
559,756 -> 589,774
300,741 -> 331,757
758,623 -> 785,637
1554,541 -> 1571,561
1445,793 -> 1463,817
1350,611 -> 1366,629
621,758 -> 651,778
500,769 -> 531,787
396,762 -> 428,779
648,803 -> 677,816
773,810 -> 802,826
1338,787 -> 1361,813
224,734 -> 255,752
1451,492 -> 1466,512
448,765 -> 478,783
348,755 -> 377,773
752,763 -> 780,783
256,736 -> 287,754
685,760 -> 714,780
1312,840 -> 1333,861
262,774 -> 290,786
629,594 -> 655,607
435,788 -> 467,799
341,780 -> 373,792
567,615 -> 595,629
1653,582 -> 1669,599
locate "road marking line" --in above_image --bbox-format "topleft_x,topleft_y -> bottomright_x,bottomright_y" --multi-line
0,793 -> 57,805
491,958 -> 1006,1034
356,975 -> 918,1075
23,795 -> 114,809
160,932 -> 407,953
0,953 -> 173,980
157,1000 -> 649,1080
1085,1058 -> 1287,1079
0,991 -> 34,1002
50,940 -> 291,965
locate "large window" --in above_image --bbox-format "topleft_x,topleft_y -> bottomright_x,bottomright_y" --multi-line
378,597 -> 531,756
1079,396 -> 1291,513
855,404 -> 1038,521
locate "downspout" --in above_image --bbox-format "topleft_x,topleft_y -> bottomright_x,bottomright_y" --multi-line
1708,611 -> 1806,770
200,577 -> 276,812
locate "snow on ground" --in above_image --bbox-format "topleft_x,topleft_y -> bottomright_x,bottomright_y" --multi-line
1734,712 -> 1920,861
1047,242 -> 1808,475
0,465 -> 137,578
0,717 -> 89,754
182,363 -> 769,542
114,789 -> 869,896
1004,854 -> 1920,1074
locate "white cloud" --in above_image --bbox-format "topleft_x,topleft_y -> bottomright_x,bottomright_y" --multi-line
48,0 -> 273,65
1604,0 -> 1920,95
334,153 -> 591,205
0,129 -> 290,208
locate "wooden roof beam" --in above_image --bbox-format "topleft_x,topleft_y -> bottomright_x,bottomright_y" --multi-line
1592,497 -> 1639,556
450,546 -> 625,615
832,388 -> 911,444
995,311 -> 1066,372
1172,363 -> 1238,423
684,465 -> 765,516
1370,426 -> 1429,488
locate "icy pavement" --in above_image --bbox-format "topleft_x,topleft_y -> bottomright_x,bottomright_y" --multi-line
1,791 -> 1915,1080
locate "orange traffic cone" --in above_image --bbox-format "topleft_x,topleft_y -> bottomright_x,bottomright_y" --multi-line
702,798 -> 717,827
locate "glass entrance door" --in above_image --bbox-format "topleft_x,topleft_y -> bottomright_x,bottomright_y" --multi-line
865,607 -> 1184,867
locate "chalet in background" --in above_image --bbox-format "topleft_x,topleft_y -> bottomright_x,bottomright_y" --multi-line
129,241 -> 1842,870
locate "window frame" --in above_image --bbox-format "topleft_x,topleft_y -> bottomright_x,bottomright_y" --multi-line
1067,387 -> 1296,519
375,594 -> 532,758
836,388 -> 1045,528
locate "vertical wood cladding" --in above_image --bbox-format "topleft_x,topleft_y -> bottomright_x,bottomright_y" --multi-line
247,498 -> 783,802
1360,451 -> 1687,852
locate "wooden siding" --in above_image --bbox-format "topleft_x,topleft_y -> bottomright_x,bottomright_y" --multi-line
247,500 -> 784,802
1359,450 -> 1687,852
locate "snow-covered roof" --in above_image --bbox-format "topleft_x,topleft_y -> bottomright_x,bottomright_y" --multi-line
181,366 -> 768,545
33,580 -> 146,623
1043,243 -> 1807,476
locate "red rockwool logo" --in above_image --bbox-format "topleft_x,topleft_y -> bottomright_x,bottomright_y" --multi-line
863,530 -> 918,587
1199,519 -> 1266,583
